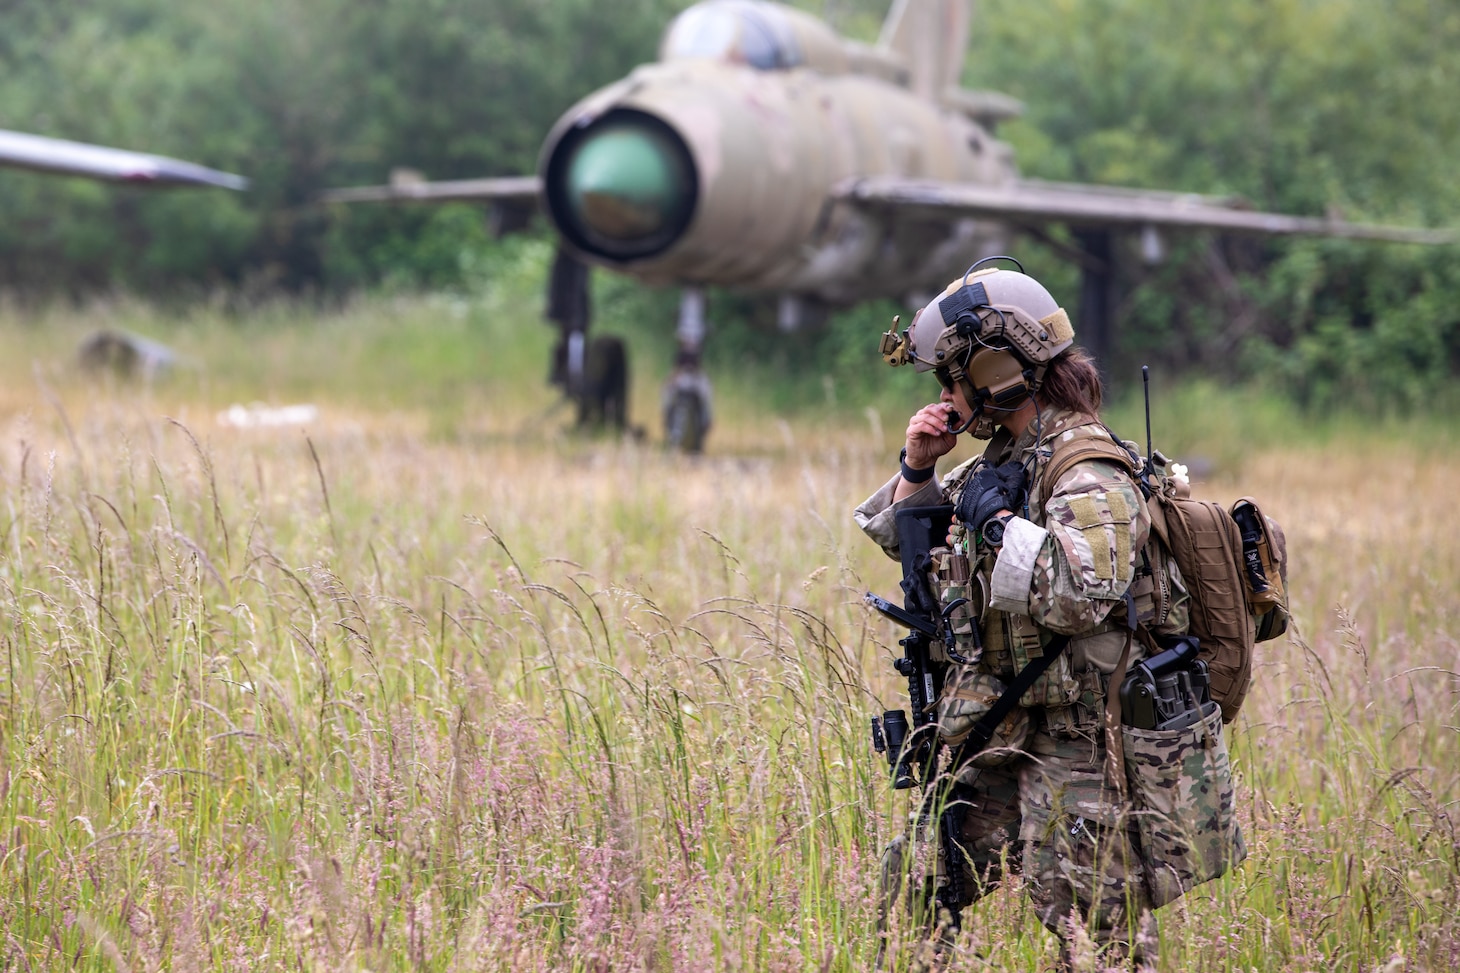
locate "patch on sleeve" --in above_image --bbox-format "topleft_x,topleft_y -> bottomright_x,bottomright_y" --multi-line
1047,489 -> 1136,592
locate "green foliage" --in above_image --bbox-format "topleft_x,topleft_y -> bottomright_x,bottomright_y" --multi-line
1234,244 -> 1460,414
967,0 -> 1460,404
0,0 -> 1458,409
341,204 -> 500,292
0,0 -> 685,290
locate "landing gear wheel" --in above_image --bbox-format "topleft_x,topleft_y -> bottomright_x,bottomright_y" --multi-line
664,385 -> 707,454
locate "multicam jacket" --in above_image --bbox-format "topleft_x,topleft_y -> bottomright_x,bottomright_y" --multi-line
856,407 -> 1188,716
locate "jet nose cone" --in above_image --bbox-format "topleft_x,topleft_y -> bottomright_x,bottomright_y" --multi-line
545,111 -> 697,261
567,126 -> 680,239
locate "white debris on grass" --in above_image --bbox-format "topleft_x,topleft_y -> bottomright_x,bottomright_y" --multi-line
218,403 -> 320,428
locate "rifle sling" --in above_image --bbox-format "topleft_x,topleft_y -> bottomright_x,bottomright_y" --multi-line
962,633 -> 1072,754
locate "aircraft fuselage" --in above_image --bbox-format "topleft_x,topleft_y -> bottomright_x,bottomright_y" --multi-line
539,58 -> 1014,306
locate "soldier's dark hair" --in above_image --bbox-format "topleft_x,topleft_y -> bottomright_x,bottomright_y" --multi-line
1037,346 -> 1103,415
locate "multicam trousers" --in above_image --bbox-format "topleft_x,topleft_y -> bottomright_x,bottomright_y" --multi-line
880,702 -> 1246,968
881,719 -> 1155,967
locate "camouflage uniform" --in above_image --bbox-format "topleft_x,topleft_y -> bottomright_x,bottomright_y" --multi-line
857,406 -> 1205,964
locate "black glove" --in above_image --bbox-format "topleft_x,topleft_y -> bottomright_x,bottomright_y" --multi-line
956,460 -> 1028,532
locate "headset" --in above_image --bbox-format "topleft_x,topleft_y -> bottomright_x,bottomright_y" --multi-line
928,257 -> 1071,434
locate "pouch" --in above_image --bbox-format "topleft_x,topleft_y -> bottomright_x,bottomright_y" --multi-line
935,548 -> 984,665
936,664 -> 1031,766
1008,614 -> 1078,708
1043,665 -> 1105,739
1122,704 -> 1246,907
1230,497 -> 1290,643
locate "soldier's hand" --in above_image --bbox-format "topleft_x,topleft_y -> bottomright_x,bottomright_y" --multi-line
957,460 -> 1028,528
902,402 -> 959,473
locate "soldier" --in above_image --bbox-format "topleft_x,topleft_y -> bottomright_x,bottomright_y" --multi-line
856,263 -> 1218,969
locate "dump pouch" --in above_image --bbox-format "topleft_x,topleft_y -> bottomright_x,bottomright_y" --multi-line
1122,704 -> 1247,907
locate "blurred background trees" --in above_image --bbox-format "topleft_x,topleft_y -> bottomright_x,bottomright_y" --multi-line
0,0 -> 681,291
966,0 -> 1460,409
0,0 -> 1455,411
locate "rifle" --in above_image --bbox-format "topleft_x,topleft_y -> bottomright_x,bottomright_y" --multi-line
868,504 -> 956,790
867,502 -> 1079,923
867,504 -> 971,916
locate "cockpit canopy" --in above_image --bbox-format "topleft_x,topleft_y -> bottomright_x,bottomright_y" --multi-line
660,0 -> 844,73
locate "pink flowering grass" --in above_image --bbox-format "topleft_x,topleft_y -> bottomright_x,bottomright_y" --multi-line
0,301 -> 1456,971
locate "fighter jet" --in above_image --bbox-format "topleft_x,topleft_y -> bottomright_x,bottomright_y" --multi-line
321,0 -> 1451,448
0,129 -> 249,190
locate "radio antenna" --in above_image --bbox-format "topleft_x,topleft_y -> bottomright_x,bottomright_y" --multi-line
1142,365 -> 1154,468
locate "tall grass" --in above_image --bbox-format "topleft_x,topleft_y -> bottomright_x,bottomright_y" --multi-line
0,290 -> 1455,971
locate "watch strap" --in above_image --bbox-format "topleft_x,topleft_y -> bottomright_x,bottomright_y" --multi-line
900,447 -> 935,484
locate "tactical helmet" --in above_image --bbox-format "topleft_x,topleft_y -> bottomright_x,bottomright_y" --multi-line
880,261 -> 1074,435
936,670 -> 1032,768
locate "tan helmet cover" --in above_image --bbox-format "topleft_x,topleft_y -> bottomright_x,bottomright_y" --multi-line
905,266 -> 1074,375
937,669 -> 1032,767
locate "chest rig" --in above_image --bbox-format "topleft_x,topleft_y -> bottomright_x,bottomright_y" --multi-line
928,413 -> 1180,714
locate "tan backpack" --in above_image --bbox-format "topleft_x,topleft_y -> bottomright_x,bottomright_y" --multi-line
1037,424 -> 1289,723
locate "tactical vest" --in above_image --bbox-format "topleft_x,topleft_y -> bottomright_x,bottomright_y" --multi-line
930,413 -> 1187,713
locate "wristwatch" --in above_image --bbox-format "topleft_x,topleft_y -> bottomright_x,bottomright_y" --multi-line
981,512 -> 1014,547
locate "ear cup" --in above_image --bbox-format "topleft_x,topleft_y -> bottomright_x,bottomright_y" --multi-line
966,347 -> 1031,407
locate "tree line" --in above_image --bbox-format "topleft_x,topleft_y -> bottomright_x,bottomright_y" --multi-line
0,0 -> 681,291
1,0 -> 1456,408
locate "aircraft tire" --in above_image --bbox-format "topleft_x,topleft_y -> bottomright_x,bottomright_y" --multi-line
664,387 -> 707,454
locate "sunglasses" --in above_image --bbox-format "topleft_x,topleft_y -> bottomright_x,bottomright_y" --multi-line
934,368 -> 957,391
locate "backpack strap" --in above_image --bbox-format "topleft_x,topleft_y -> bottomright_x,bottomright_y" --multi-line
1033,422 -> 1141,514
1103,627 -> 1135,801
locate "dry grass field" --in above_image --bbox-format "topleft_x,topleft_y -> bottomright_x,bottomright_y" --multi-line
0,295 -> 1456,972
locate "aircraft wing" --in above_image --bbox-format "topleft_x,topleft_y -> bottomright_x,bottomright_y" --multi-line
838,176 -> 1454,245
0,129 -> 249,190
318,175 -> 541,205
